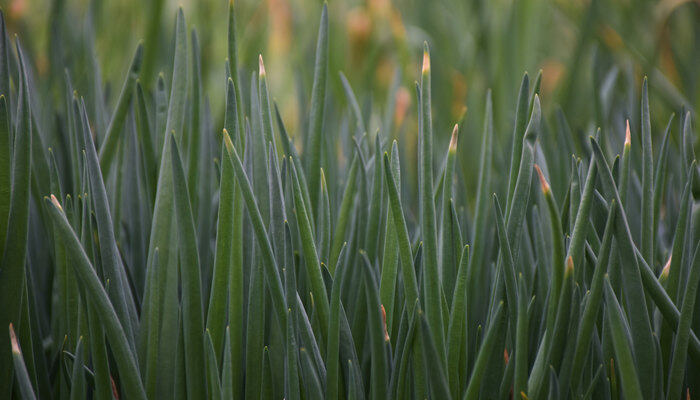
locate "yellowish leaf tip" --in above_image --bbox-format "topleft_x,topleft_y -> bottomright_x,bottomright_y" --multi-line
565,256 -> 574,275
625,120 -> 631,147
222,129 -> 234,153
421,48 -> 430,74
449,124 -> 458,152
9,323 -> 20,355
258,54 -> 266,77
661,256 -> 671,279
50,194 -> 63,212
380,305 -> 390,342
534,164 -> 550,195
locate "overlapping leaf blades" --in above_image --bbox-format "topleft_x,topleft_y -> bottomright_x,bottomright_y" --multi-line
1,3 -> 700,400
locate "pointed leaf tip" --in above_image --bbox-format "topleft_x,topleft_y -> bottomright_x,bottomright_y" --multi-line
661,256 -> 671,279
222,129 -> 233,152
380,304 -> 390,342
449,124 -> 458,152
50,194 -> 63,212
534,164 -> 550,194
422,46 -> 430,74
625,120 -> 631,146
565,256 -> 574,276
258,54 -> 266,77
9,323 -> 19,355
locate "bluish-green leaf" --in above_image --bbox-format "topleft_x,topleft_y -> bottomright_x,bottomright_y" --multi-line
169,134 -> 207,399
305,3 -> 329,217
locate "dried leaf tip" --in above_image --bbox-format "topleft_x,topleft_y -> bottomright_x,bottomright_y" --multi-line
449,124 -> 458,152
624,120 -> 631,147
421,45 -> 430,74
222,129 -> 234,153
50,194 -> 63,212
380,305 -> 390,342
9,323 -> 20,354
661,256 -> 671,279
534,164 -> 550,195
258,54 -> 266,77
565,256 -> 574,276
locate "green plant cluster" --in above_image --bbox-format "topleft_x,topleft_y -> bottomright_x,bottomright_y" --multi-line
1,1 -> 700,399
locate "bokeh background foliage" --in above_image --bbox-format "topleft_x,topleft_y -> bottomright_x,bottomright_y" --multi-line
4,0 -> 700,147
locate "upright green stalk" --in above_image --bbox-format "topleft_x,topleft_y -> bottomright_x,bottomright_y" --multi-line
98,44 -> 143,177
440,125 -> 459,299
419,43 -> 445,365
467,90 -> 493,322
379,142 -> 401,334
666,243 -> 700,400
590,136 -> 656,395
506,74 -> 530,211
604,278 -> 644,400
0,45 -> 32,396
227,0 -> 244,144
535,165 -> 564,334
290,159 -> 330,345
513,273 -> 529,399
206,130 -> 235,357
306,3 -> 329,216
144,10 -> 187,397
9,324 -> 36,400
383,151 -> 420,307
170,136 -> 207,399
224,134 -> 287,326
566,201 -> 616,391
640,77 -> 654,264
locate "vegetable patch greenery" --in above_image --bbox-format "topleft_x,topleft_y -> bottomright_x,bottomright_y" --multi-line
1,1 -> 700,399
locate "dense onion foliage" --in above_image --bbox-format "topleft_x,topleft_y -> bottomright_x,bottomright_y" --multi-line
1,1 -> 700,399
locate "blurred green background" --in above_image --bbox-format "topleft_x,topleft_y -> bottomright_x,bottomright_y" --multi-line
2,0 -> 699,171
